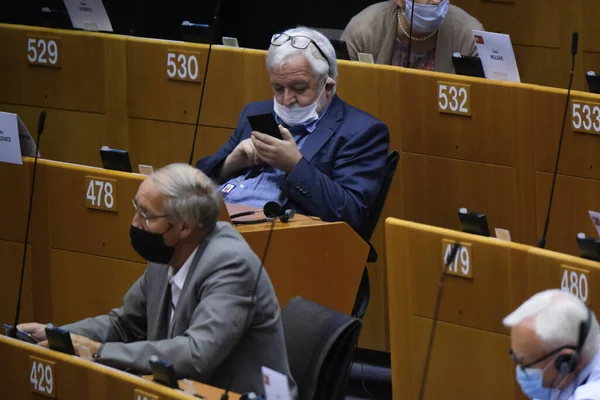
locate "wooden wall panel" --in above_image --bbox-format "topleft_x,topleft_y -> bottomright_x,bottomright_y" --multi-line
127,119 -> 231,169
401,153 -> 518,241
0,162 -> 28,243
0,243 -> 33,326
0,24 -> 106,113
49,249 -> 145,325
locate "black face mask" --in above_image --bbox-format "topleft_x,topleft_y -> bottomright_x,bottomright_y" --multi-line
130,225 -> 175,264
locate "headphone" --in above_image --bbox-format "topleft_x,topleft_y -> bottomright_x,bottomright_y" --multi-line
554,307 -> 593,374
231,201 -> 296,225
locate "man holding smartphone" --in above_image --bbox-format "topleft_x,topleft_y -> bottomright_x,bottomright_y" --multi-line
196,27 -> 390,231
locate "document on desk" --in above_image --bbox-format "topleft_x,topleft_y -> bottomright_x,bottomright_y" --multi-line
472,30 -> 521,83
262,366 -> 292,400
64,0 -> 113,32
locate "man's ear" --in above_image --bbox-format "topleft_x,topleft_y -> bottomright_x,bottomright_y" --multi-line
178,220 -> 196,240
325,77 -> 336,94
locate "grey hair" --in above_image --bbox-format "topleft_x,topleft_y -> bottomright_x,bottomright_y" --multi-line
503,289 -> 600,359
266,26 -> 338,82
148,163 -> 220,231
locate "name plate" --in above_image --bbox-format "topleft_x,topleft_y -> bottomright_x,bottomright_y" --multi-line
571,100 -> 600,135
166,51 -> 202,83
134,389 -> 159,400
85,176 -> 118,212
561,265 -> 590,305
441,239 -> 473,279
437,82 -> 472,116
29,356 -> 56,398
27,36 -> 61,68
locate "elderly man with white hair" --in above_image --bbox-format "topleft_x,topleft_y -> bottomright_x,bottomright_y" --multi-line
196,26 -> 390,231
504,289 -> 600,399
18,163 -> 296,396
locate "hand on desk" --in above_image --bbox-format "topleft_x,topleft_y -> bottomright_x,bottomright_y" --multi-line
18,322 -> 101,357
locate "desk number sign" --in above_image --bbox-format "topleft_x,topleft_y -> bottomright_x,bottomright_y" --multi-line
134,389 -> 159,400
85,177 -> 118,212
29,356 -> 56,398
561,265 -> 590,305
571,100 -> 600,135
441,239 -> 473,279
26,36 -> 61,67
437,82 -> 472,116
166,50 -> 202,83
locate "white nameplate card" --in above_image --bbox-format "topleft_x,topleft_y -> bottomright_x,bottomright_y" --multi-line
473,30 -> 520,83
357,53 -> 374,64
589,210 -> 600,237
262,366 -> 292,400
63,0 -> 113,32
0,112 -> 37,165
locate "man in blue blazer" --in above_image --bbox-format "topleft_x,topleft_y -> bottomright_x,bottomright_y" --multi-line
196,27 -> 390,231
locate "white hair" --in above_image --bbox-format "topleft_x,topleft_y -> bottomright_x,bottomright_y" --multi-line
266,26 -> 338,82
148,163 -> 220,230
503,289 -> 600,359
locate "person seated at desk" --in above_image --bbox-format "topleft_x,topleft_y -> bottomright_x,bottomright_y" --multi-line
504,289 -> 600,399
196,26 -> 390,231
341,0 -> 483,72
19,163 -> 296,396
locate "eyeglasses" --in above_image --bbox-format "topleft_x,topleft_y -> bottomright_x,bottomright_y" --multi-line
509,346 -> 575,375
271,33 -> 331,74
132,199 -> 168,227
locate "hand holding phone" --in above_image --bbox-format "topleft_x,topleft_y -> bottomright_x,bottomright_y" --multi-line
2,323 -> 39,344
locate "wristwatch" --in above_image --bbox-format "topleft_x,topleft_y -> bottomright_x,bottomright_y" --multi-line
93,343 -> 104,361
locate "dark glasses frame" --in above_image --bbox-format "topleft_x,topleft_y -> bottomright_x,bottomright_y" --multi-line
271,33 -> 331,75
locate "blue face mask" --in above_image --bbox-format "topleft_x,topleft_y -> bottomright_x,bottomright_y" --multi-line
516,366 -> 560,399
403,0 -> 450,33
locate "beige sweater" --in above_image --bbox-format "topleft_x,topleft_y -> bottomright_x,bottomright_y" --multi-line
341,1 -> 484,73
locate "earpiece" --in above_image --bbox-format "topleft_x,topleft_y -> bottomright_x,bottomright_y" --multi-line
231,202 -> 295,225
554,307 -> 593,373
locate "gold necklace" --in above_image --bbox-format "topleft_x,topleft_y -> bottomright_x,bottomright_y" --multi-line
397,8 -> 438,42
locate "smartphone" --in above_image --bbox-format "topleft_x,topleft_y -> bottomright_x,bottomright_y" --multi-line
2,323 -> 38,344
100,146 -> 133,173
247,113 -> 283,140
149,355 -> 179,389
451,53 -> 486,79
45,325 -> 76,355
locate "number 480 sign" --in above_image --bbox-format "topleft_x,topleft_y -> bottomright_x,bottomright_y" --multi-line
561,265 -> 590,305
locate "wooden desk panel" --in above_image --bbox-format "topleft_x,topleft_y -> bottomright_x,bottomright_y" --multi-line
48,249 -> 145,325
238,222 -> 368,314
532,87 -> 600,179
582,0 -> 600,53
0,24 -> 105,113
401,153 -> 519,242
44,160 -> 144,262
0,162 -> 28,243
128,118 -> 231,169
127,39 -> 244,128
398,70 -> 516,167
0,104 -> 108,167
535,172 -> 600,256
0,336 -> 239,400
0,242 -> 33,326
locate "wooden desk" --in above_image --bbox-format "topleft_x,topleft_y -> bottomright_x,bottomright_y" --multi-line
0,158 -> 367,328
0,335 -> 239,399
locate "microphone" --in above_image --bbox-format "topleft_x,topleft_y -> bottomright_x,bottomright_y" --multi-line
537,31 -> 579,249
9,111 -> 47,340
220,218 -> 277,400
231,202 -> 295,225
403,1 -> 416,68
417,242 -> 460,400
187,0 -> 223,165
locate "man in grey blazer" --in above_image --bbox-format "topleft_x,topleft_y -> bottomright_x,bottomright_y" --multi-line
19,163 -> 296,396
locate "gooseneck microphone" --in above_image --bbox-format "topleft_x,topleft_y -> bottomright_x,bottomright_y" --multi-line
187,0 -> 223,165
9,111 -> 46,340
537,31 -> 579,249
220,218 -> 277,400
403,0 -> 416,68
417,242 -> 460,400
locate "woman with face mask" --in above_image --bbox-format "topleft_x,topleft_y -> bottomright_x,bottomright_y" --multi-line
341,0 -> 483,73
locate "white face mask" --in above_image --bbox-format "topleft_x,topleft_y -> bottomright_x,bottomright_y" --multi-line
403,0 -> 449,33
273,85 -> 326,127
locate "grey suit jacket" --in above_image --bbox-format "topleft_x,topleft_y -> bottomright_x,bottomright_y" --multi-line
63,222 -> 296,396
341,1 -> 484,73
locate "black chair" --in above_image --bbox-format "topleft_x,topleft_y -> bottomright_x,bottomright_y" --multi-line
352,150 -> 400,319
282,296 -> 362,400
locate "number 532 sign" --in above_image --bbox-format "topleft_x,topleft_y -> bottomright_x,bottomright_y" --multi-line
437,82 -> 472,117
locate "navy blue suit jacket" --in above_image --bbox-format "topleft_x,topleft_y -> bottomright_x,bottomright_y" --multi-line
196,95 -> 390,231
